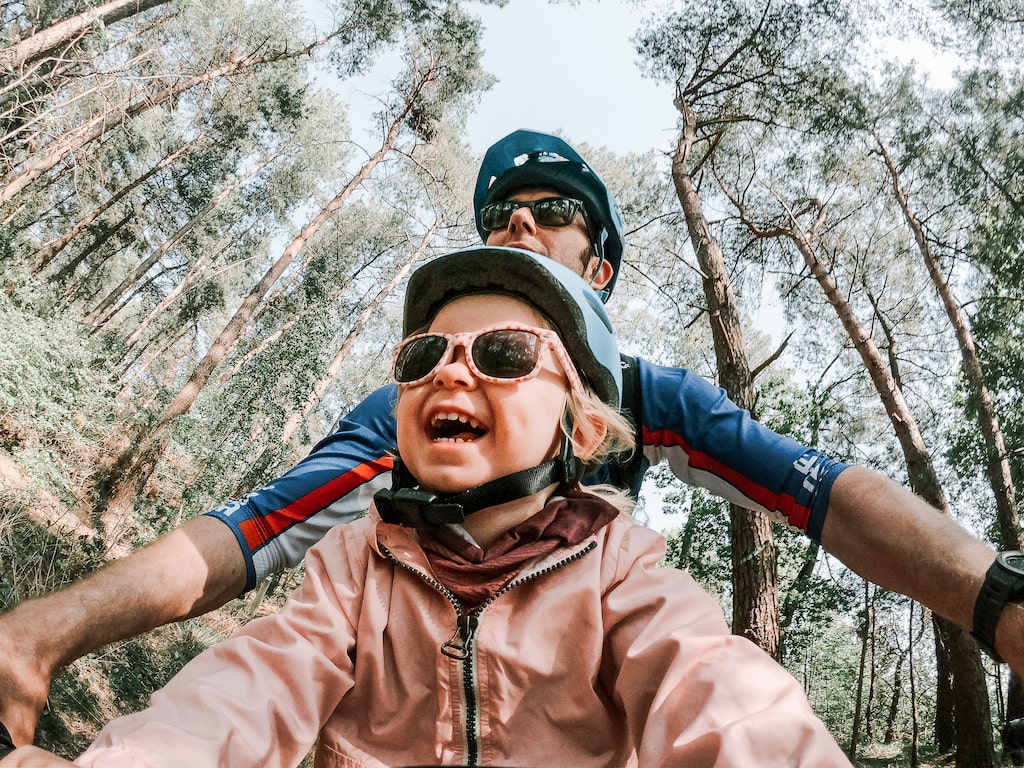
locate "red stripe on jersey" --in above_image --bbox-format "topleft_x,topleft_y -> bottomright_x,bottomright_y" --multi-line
643,427 -> 811,530
240,456 -> 394,551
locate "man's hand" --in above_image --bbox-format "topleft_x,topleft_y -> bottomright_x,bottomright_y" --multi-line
996,603 -> 1024,674
0,608 -> 52,744
0,516 -> 247,747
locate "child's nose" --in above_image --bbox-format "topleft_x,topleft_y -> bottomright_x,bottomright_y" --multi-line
433,346 -> 477,389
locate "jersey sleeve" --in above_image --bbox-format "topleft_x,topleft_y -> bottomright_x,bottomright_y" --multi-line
635,358 -> 847,540
206,385 -> 398,590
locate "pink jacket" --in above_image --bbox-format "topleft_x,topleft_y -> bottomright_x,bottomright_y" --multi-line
76,508 -> 850,768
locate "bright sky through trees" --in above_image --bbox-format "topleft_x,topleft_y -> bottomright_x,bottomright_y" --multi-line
465,1 -> 678,154
328,0 -> 961,158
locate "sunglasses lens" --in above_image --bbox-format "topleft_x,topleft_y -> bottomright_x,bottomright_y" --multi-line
472,329 -> 543,379
479,199 -> 582,231
531,198 -> 578,226
480,202 -> 513,232
394,335 -> 449,382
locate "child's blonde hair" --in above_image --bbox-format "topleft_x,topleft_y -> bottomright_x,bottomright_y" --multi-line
564,386 -> 637,515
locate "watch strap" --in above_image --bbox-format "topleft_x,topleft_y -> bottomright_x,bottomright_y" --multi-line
972,552 -> 1024,662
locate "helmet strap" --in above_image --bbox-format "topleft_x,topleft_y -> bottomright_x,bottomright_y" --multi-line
374,429 -> 582,529
587,230 -> 611,304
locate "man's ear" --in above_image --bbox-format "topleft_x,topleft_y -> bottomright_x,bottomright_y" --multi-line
587,257 -> 615,291
571,417 -> 608,461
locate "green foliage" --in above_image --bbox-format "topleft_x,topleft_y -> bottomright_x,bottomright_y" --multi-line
636,0 -> 858,128
386,2 -> 493,141
930,0 -> 1024,54
0,273 -> 117,491
661,484 -> 733,603
0,505 -> 103,610
934,63 -> 1024,542
36,615 -> 247,757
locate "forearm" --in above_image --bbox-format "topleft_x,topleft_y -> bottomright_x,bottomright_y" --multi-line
0,515 -> 246,744
4,515 -> 246,669
819,466 -> 1024,671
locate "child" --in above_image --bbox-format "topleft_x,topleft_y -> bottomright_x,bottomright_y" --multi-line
2,246 -> 849,767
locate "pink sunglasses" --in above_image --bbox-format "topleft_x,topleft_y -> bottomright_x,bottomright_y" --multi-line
392,323 -> 584,396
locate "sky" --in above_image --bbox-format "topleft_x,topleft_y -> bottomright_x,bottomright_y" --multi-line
327,0 -> 680,158
463,1 -> 679,155
329,0 -> 960,158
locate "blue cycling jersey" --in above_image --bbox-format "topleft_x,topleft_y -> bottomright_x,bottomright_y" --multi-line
208,358 -> 847,590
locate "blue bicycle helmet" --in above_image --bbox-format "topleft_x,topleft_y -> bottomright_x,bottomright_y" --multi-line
404,245 -> 621,408
473,130 -> 626,300
375,245 -> 623,526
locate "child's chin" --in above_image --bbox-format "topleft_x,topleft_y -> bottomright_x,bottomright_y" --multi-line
419,468 -> 499,496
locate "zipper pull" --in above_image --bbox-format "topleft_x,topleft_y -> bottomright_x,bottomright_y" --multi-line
441,613 -> 479,660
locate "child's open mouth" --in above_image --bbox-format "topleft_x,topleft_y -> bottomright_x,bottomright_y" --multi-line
430,412 -> 487,443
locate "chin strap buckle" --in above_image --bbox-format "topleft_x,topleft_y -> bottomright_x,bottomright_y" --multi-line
373,487 -> 466,528
374,445 -> 576,530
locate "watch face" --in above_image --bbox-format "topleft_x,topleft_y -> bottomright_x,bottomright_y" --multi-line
1000,551 -> 1024,576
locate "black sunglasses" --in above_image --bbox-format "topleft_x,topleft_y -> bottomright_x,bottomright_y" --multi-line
479,197 -> 588,232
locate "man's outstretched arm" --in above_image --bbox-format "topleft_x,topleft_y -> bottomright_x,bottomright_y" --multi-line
0,516 -> 245,745
820,465 -> 1024,673
0,385 -> 400,746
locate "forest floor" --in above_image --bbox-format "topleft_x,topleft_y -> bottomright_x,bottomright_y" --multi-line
854,740 -> 1022,766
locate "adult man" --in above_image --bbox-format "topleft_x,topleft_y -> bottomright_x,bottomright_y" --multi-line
0,129 -> 1020,747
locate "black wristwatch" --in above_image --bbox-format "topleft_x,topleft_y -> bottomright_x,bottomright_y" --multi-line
972,551 -> 1024,662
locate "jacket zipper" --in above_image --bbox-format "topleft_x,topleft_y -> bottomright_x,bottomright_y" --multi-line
380,540 -> 598,766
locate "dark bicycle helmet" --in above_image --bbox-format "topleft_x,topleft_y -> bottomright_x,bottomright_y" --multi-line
403,245 -> 621,408
473,130 -> 626,300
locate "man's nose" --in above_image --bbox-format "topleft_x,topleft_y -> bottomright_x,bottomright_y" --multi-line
506,204 -> 538,235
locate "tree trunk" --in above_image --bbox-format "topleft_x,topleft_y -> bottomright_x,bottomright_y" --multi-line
877,134 -> 1024,749
933,619 -> 956,752
849,583 -> 870,760
118,321 -> 192,397
159,137 -> 402,427
875,135 -> 1020,550
671,99 -> 780,660
1010,671 -> 1024,746
53,209 -> 134,286
0,0 -> 172,72
86,153 -> 274,330
866,596 -> 877,741
0,37 -> 332,208
780,541 -> 819,663
780,201 -> 994,767
33,136 -> 197,272
884,646 -> 907,743
97,58 -> 439,526
910,603 -> 921,767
